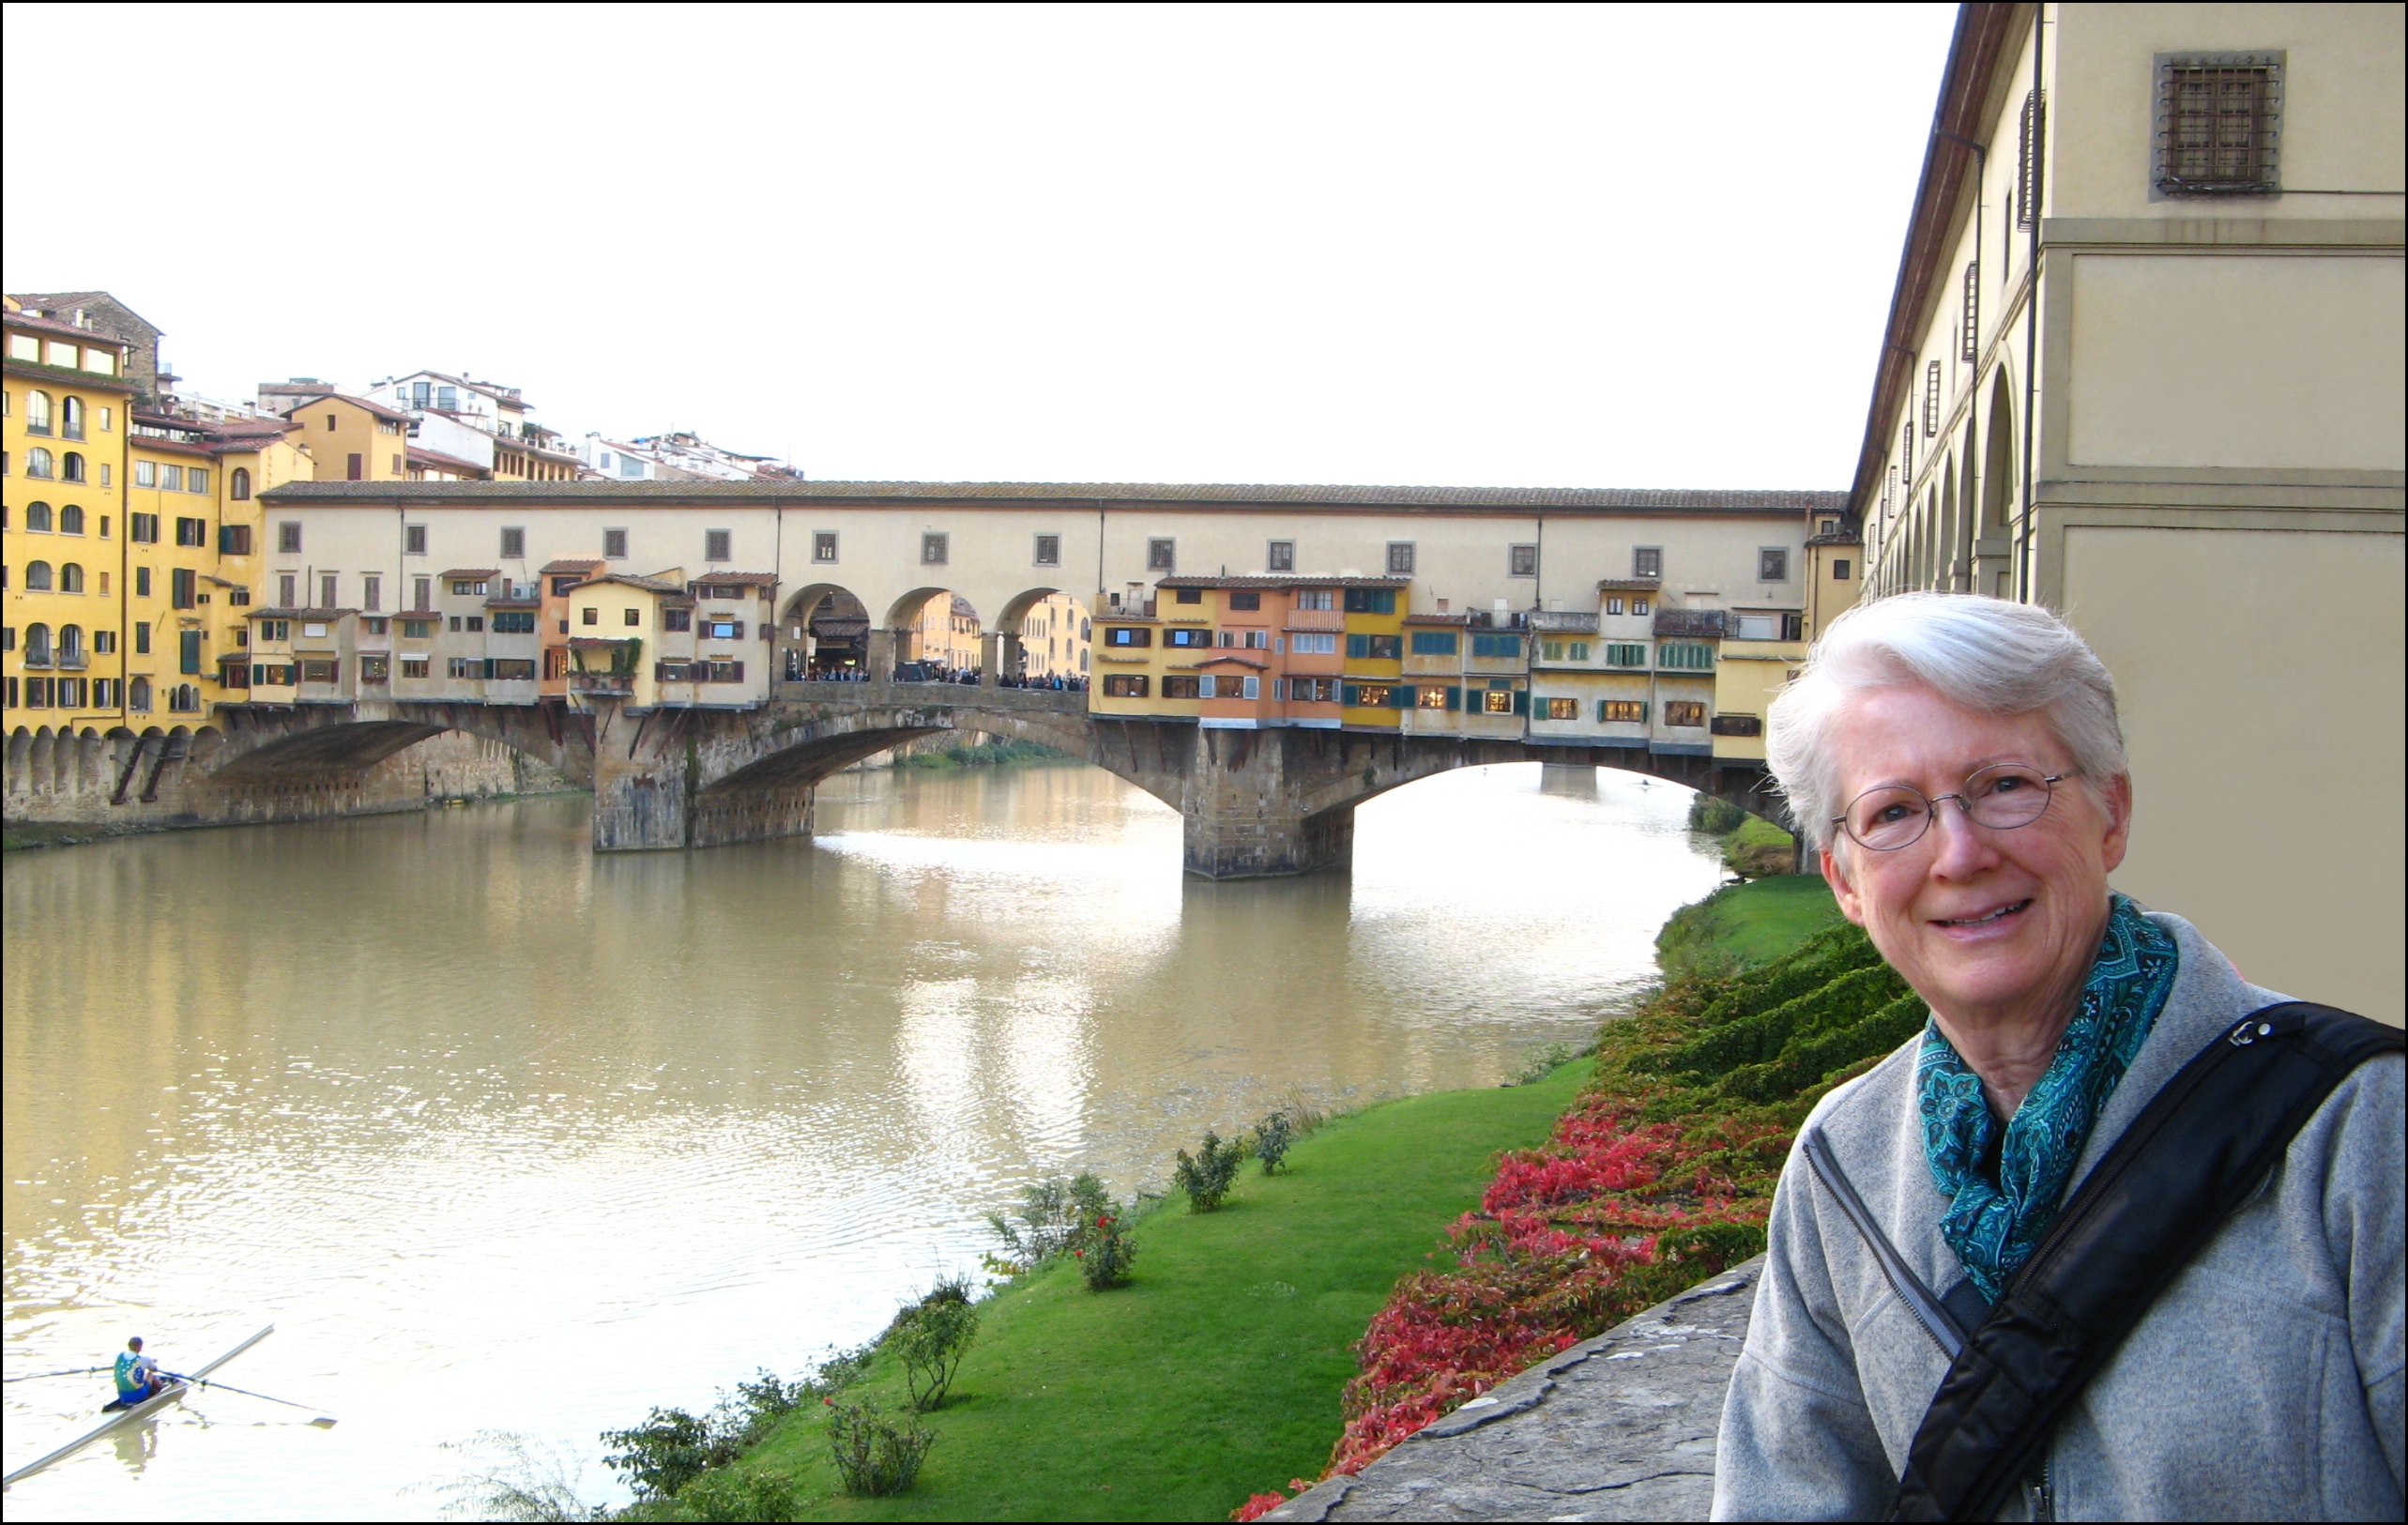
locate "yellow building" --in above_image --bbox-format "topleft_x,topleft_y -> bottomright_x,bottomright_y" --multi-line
280,392 -> 410,482
4,304 -> 132,724
1014,592 -> 1090,682
1337,579 -> 1409,727
1090,606 -> 1180,718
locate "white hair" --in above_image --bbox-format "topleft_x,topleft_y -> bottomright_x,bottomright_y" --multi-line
1766,593 -> 2127,853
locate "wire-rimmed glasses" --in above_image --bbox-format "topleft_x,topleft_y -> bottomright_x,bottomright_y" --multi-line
1833,763 -> 2069,852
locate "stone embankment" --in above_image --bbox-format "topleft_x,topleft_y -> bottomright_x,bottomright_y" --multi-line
1269,1258 -> 1761,1523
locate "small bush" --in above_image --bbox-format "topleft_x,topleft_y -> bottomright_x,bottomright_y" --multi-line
984,1172 -> 1116,1275
1687,794 -> 1748,834
1252,1111 -> 1296,1175
1074,1203 -> 1138,1289
886,1279 -> 980,1411
600,1407 -> 731,1500
1174,1129 -> 1245,1212
825,1400 -> 935,1497
670,1467 -> 800,1522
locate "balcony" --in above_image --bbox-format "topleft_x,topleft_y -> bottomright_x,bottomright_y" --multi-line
55,652 -> 90,670
1283,609 -> 1344,632
568,672 -> 636,697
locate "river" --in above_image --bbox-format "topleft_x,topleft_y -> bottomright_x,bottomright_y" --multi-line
2,759 -> 1726,1519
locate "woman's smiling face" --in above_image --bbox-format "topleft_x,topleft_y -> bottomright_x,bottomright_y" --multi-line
1820,684 -> 2130,1026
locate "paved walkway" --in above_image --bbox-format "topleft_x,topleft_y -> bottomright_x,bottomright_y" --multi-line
1267,1257 -> 1763,1523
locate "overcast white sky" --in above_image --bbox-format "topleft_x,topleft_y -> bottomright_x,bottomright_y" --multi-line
4,3 -> 1957,489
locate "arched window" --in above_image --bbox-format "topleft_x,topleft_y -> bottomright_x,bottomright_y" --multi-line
60,563 -> 84,593
62,452 -> 86,482
26,447 -> 54,479
24,561 -> 53,590
24,624 -> 53,664
59,396 -> 84,440
24,390 -> 52,434
231,466 -> 252,500
59,504 -> 84,534
25,501 -> 53,532
170,684 -> 201,713
129,676 -> 153,712
59,625 -> 84,663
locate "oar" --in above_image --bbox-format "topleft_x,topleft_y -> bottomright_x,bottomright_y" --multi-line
161,1371 -> 339,1426
3,1365 -> 110,1383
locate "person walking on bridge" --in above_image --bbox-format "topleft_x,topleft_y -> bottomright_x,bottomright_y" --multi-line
1713,594 -> 2402,1522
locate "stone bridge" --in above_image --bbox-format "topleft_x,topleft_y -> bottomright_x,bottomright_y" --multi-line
7,685 -> 1790,877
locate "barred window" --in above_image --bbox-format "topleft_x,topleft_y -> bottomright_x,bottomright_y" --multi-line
1386,541 -> 1416,577
1147,538 -> 1176,572
1961,262 -> 1979,363
2155,53 -> 2282,196
706,528 -> 733,562
1508,543 -> 1537,577
2016,89 -> 2044,226
1266,540 -> 1295,572
1032,533 -> 1061,567
1923,359 -> 1942,437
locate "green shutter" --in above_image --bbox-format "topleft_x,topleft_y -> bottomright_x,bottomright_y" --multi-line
1512,688 -> 1529,716
1391,684 -> 1410,709
1641,701 -> 1652,723
1342,683 -> 1360,707
1447,685 -> 1462,711
178,632 -> 202,675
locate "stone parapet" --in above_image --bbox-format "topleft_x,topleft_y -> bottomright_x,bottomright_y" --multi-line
1269,1257 -> 1761,1522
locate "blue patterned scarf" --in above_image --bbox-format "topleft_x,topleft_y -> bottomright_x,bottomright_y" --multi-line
1916,893 -> 2179,1302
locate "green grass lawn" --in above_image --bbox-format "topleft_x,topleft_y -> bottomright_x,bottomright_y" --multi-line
1656,874 -> 1844,979
728,1059 -> 1594,1521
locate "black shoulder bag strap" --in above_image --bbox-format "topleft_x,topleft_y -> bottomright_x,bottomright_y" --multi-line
1892,1001 -> 2402,1522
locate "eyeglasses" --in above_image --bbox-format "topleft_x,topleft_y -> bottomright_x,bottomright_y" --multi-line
1833,763 -> 2068,852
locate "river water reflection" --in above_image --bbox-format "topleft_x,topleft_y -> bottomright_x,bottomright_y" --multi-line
3,760 -> 1724,1519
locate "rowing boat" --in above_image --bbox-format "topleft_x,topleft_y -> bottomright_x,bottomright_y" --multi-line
2,1324 -> 274,1488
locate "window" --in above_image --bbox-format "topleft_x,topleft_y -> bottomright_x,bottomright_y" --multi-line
1711,714 -> 1764,737
25,560 -> 53,590
1415,685 -> 1451,709
26,447 -> 53,478
489,659 -> 537,681
1385,541 -> 1416,576
1658,642 -> 1714,670
703,529 -> 733,562
500,526 -> 526,559
1410,631 -> 1458,655
1267,540 -> 1295,572
599,527 -> 629,560
278,522 -> 302,554
59,503 -> 84,534
1665,701 -> 1708,728
811,531 -> 837,563
1961,261 -> 1980,363
1606,642 -> 1647,666
94,630 -> 115,654
448,657 -> 482,679
130,511 -> 157,542
317,573 -> 337,607
361,654 -> 390,683
1568,643 -> 1590,661
177,517 -> 207,547
1103,674 -> 1150,698
1227,590 -> 1260,611
132,620 -> 151,654
1471,633 -> 1521,659
704,618 -> 743,640
919,532 -> 947,565
663,608 -> 692,633
2156,54 -> 2283,195
24,622 -> 53,663
1923,359 -> 1941,437
298,658 -> 339,684
362,618 -> 386,634
59,396 -> 84,439
1291,632 -> 1337,655
1346,633 -> 1402,660
1295,587 -> 1333,611
1633,547 -> 1662,579
1759,548 -> 1790,582
403,618 -> 434,639
1032,533 -> 1061,567
1544,697 -> 1579,721
189,467 -> 208,495
2017,89 -> 2045,225
411,575 -> 433,610
346,453 -> 363,481
581,607 -> 600,627
1166,627 -> 1212,648
219,524 -> 251,555
62,451 -> 85,482
231,467 -> 251,500
405,525 -> 428,556
1633,597 -> 1649,616
24,390 -> 51,434
1605,596 -> 1624,616
362,574 -> 381,611
401,659 -> 430,679
56,562 -> 84,592
492,611 -> 537,634
1834,557 -> 1852,580
1103,626 -> 1151,648
623,607 -> 641,627
1342,587 -> 1395,615
1600,699 -> 1647,724
1509,544 -> 1537,577
1161,675 -> 1202,699
1174,587 -> 1203,604
450,579 -> 488,596
180,630 -> 204,676
1482,688 -> 1516,714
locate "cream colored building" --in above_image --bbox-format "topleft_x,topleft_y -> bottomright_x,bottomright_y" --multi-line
1851,3 -> 2403,1021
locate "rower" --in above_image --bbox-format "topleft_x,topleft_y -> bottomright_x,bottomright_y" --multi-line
108,1337 -> 165,1411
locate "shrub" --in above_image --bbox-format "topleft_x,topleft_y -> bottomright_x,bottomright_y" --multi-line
825,1400 -> 935,1497
1074,1203 -> 1138,1289
984,1172 -> 1116,1275
1687,794 -> 1747,834
599,1366 -> 832,1502
670,1467 -> 800,1522
1174,1129 -> 1245,1212
886,1280 -> 980,1411
1252,1110 -> 1296,1174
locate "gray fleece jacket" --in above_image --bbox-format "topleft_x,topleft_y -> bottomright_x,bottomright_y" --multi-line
1711,911 -> 2404,1521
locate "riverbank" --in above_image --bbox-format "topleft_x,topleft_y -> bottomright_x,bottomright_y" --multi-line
600,871 -> 1858,1521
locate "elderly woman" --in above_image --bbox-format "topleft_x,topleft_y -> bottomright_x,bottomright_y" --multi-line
1712,594 -> 2401,1521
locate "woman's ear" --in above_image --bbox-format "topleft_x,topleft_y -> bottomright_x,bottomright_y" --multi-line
1821,844 -> 1868,926
2097,772 -> 2133,874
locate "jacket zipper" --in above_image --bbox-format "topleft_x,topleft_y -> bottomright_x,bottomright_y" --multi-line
2022,1455 -> 2055,1521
